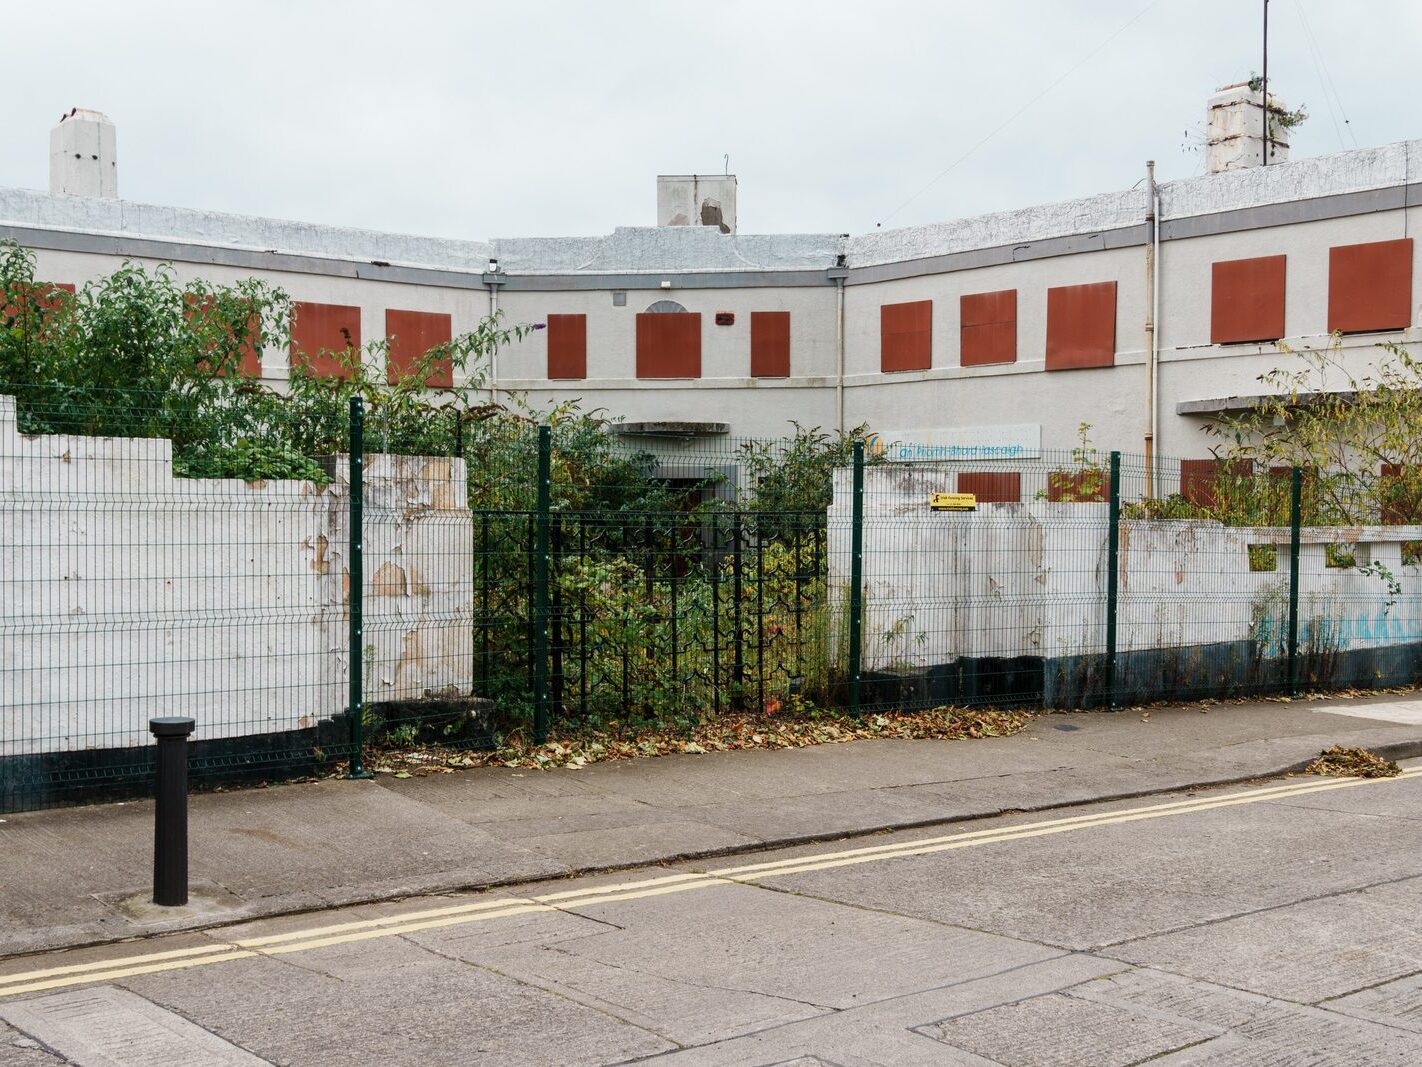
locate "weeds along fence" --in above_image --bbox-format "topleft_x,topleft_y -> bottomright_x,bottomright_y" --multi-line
2,388 -> 1421,812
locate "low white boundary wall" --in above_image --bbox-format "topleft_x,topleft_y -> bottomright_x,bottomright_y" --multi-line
0,396 -> 471,756
830,465 -> 1422,674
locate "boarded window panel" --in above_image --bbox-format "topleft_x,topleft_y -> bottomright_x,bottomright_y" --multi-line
4,282 -> 76,341
880,300 -> 932,372
291,301 -> 361,380
1180,459 -> 1254,508
750,311 -> 791,377
1381,463 -> 1422,524
1211,255 -> 1286,344
1045,281 -> 1117,370
546,313 -> 587,380
185,294 -> 263,378
957,471 -> 1021,503
960,289 -> 1017,366
385,310 -> 453,387
636,312 -> 701,378
1328,238 -> 1413,334
1046,469 -> 1108,503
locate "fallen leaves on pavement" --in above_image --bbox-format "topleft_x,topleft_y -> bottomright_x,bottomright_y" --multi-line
1304,745 -> 1401,779
363,706 -> 1031,777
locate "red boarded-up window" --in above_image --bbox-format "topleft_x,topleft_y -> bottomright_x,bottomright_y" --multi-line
880,300 -> 932,372
1328,238 -> 1413,334
547,314 -> 587,380
1180,459 -> 1254,508
957,471 -> 1021,503
385,310 -> 453,387
1382,463 -> 1422,524
636,312 -> 701,378
3,282 -> 75,341
185,294 -> 262,378
1211,255 -> 1286,344
960,290 -> 1017,366
1046,281 -> 1116,370
750,311 -> 791,377
1047,470 -> 1109,503
291,301 -> 361,380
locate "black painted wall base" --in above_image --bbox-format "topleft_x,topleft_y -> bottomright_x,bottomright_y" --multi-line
861,639 -> 1422,712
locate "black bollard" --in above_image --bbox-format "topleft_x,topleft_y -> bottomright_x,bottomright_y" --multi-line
149,717 -> 196,906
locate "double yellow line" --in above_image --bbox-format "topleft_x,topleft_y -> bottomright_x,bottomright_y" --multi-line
2,768 -> 1415,999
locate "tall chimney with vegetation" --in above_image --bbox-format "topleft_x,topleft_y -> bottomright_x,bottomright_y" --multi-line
49,108 -> 118,198
1205,81 -> 1300,174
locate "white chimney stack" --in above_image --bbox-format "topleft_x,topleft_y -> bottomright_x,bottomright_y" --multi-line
657,174 -> 737,234
1206,83 -> 1291,174
49,108 -> 117,198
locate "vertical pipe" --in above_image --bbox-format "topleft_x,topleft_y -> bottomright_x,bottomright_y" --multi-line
488,281 -> 500,405
1105,451 -> 1122,709
532,426 -> 552,745
835,277 -> 847,434
848,441 -> 865,716
1143,160 -> 1157,498
347,396 -> 371,778
150,716 -> 195,907
1288,466 -> 1303,696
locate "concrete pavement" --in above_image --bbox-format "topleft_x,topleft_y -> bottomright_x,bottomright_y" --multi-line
3,691 -> 1422,960
6,764 -> 1422,1063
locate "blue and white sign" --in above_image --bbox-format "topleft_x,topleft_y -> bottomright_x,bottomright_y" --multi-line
866,424 -> 1041,462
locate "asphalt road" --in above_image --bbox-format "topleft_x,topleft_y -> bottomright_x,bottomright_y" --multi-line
6,763 -> 1422,1065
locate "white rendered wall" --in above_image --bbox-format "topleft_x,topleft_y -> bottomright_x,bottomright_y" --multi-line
829,465 -> 1422,673
0,396 -> 471,755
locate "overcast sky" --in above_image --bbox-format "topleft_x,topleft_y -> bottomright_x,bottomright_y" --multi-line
6,1 -> 1418,241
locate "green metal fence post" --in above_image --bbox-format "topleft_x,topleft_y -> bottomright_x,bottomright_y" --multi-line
347,395 -> 372,779
1287,466 -> 1303,697
848,441 -> 865,717
532,426 -> 553,745
1104,450 -> 1121,710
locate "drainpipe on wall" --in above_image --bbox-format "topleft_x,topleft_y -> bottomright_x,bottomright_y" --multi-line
483,263 -> 505,404
1143,160 -> 1159,497
829,263 -> 849,434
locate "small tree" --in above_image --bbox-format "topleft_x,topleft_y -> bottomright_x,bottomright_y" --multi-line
1207,339 -> 1422,526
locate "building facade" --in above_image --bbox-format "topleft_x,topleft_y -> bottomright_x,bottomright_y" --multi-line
7,96 -> 1422,469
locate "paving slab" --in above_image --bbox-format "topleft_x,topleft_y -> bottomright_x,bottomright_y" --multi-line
116,941 -> 674,1067
0,986 -> 269,1066
3,691 -> 1421,959
1106,876 -> 1422,1003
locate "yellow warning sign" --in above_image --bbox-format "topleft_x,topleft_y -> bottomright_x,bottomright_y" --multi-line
929,492 -> 977,512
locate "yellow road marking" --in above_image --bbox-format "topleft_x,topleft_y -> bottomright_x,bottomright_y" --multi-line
712,769 -> 1422,878
0,951 -> 257,998
1,768 -> 1414,998
235,896 -> 530,948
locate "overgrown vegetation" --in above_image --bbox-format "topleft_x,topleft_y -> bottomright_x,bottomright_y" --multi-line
1045,340 -> 1422,531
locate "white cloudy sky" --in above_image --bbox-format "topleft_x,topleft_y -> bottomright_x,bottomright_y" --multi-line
6,1 -> 1417,240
